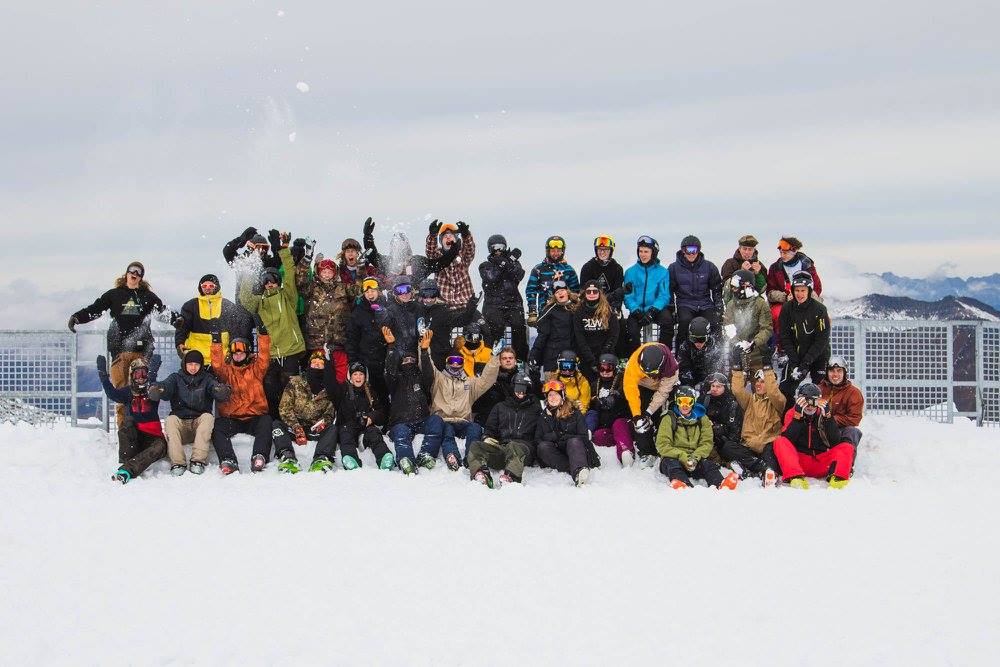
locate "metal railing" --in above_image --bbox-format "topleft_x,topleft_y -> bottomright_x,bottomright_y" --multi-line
1,320 -> 998,428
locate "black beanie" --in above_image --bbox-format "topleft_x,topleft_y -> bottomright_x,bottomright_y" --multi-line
183,349 -> 204,370
681,235 -> 701,250
198,274 -> 220,295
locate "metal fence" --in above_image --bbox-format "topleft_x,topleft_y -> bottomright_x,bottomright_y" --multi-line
1,321 -> 999,428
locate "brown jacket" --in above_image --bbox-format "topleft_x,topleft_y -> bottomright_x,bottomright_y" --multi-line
731,369 -> 785,453
210,335 -> 270,419
421,347 -> 500,422
820,379 -> 864,428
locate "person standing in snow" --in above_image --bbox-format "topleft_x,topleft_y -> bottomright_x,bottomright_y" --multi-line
720,235 -> 767,299
535,379 -> 600,487
466,371 -> 542,487
656,386 -> 739,490
174,273 -> 253,367
622,236 -> 671,355
525,236 -> 580,326
425,220 -> 476,307
296,250 -> 353,383
766,236 -> 823,342
580,235 -> 626,312
97,353 -> 166,484
778,270 -> 831,406
667,234 -> 724,350
586,353 -> 635,467
479,234 -> 528,360
773,383 -> 854,489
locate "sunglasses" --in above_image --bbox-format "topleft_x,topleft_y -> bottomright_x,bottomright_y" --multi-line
393,284 -> 413,295
682,245 -> 700,254
127,268 -> 144,278
584,287 -> 600,294
546,239 -> 565,249
676,396 -> 696,408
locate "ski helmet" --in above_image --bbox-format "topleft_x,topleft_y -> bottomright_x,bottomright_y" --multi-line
638,344 -> 666,377
674,385 -> 699,409
827,356 -> 848,371
731,269 -> 757,299
688,317 -> 711,343
462,322 -> 483,346
545,235 -> 566,259
790,270 -> 814,291
598,353 -> 618,375
418,277 -> 439,299
261,267 -> 281,288
488,234 -> 508,253
705,372 -> 729,387
542,378 -> 566,400
198,274 -> 221,296
594,235 -> 615,259
556,350 -> 577,376
636,235 -> 659,262
229,337 -> 252,364
680,235 -> 702,254
796,382 -> 822,401
512,371 -> 532,395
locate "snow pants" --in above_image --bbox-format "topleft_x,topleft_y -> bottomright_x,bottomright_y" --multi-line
660,457 -> 725,487
772,437 -> 854,481
164,413 -> 214,466
212,414 -> 274,463
466,439 -> 531,480
264,353 -> 304,419
422,415 -> 483,460
718,440 -> 777,477
484,305 -> 529,361
314,423 -> 391,467
389,420 -> 425,463
589,416 -> 635,463
270,420 -> 336,463
537,437 -> 590,480
117,418 -> 166,478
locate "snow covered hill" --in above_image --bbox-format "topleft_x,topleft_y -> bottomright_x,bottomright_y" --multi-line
2,419 -> 998,665
826,294 -> 1000,321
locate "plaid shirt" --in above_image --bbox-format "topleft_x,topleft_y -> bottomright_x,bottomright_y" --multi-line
426,231 -> 476,307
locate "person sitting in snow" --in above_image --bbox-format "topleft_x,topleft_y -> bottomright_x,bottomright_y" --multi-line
729,368 -> 783,487
148,349 -> 231,476
676,316 -> 725,389
586,353 -> 636,467
472,346 -> 520,426
383,327 -> 434,475
550,350 -> 591,415
700,372 -> 747,476
425,220 -> 476,308
98,353 -> 166,484
773,383 -> 855,489
535,379 -> 600,487
467,371 -> 542,488
324,361 -> 394,471
655,385 -> 739,490
345,277 -> 391,406
622,342 -> 680,468
820,356 -> 865,473
271,351 -> 338,474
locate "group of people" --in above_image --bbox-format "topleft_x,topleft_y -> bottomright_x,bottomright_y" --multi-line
70,220 -> 864,489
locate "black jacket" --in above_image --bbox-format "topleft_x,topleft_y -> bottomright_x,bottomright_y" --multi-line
702,388 -> 742,446
346,297 -> 390,370
473,365 -> 518,424
572,301 -> 620,371
781,409 -> 842,455
579,258 -> 625,311
676,338 -> 725,388
385,299 -> 420,357
384,344 -> 434,427
779,296 -> 831,370
151,368 -> 229,420
484,394 -> 542,442
529,301 -> 576,372
73,286 -> 168,357
588,374 -> 629,429
419,297 -> 482,369
535,407 -> 601,467
326,370 -> 388,431
479,252 -> 526,311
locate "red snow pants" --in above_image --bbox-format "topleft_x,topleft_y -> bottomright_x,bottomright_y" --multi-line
773,437 -> 854,481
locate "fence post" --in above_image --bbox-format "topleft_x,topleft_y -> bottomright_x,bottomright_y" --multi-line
976,322 -> 984,426
70,332 -> 78,427
855,320 -> 867,394
946,322 -> 954,423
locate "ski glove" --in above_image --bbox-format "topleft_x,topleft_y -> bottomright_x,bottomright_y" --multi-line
147,384 -> 164,401
632,415 -> 653,434
683,457 -> 697,472
491,338 -> 506,355
790,367 -> 805,381
428,219 -> 441,236
510,248 -> 522,260
293,425 -> 308,445
212,384 -> 232,402
456,221 -> 469,235
68,315 -> 79,333
310,419 -> 328,436
268,229 -> 282,253
241,226 -> 258,241
723,324 -> 737,339
96,355 -> 108,375
363,216 -> 375,240
623,282 -> 634,295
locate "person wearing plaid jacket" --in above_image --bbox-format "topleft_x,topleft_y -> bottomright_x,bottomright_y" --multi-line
425,220 -> 476,307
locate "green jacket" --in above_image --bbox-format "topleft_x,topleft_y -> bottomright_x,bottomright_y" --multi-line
655,406 -> 714,461
239,248 -> 306,358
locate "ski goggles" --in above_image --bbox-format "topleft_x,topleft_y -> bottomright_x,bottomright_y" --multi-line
598,362 -> 616,375
362,279 -> 380,291
446,355 -> 464,367
541,379 -> 565,394
393,283 -> 413,296
676,395 -> 696,409
557,359 -> 576,373
200,281 -> 218,293
688,333 -> 709,344
546,238 -> 565,249
230,340 -> 249,355
130,367 -> 148,383
126,266 -> 144,278
513,382 -> 531,394
682,245 -> 700,255
490,243 -> 507,253
637,235 -> 656,246
594,235 -> 614,248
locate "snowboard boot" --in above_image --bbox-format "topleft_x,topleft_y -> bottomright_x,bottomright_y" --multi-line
342,455 -> 360,471
827,475 -> 850,489
250,454 -> 267,473
574,467 -> 591,487
761,468 -> 778,488
309,457 -> 334,473
219,459 -> 239,476
719,471 -> 739,490
112,468 -> 132,484
277,453 -> 301,474
379,453 -> 396,470
729,460 -> 746,479
399,457 -> 416,475
416,452 -> 436,471
170,464 -> 187,477
189,461 -> 206,475
473,469 -> 496,489
445,453 -> 461,471
788,476 -> 809,490
640,455 -> 658,469
499,470 -> 520,484
670,478 -> 689,490
620,450 -> 635,468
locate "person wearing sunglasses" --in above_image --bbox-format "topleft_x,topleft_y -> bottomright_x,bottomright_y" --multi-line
525,235 -> 580,325
535,379 -> 600,486
721,269 -> 773,374
467,371 -> 542,487
383,328 -> 435,475
778,271 -> 831,408
479,234 -> 529,361
527,279 -> 577,377
175,273 -> 254,369
296,251 -> 353,383
420,330 -> 504,471
346,277 -> 391,406
622,342 -> 680,468
720,234 -> 767,301
623,236 -> 673,356
667,235 -> 723,352
730,367 -> 784,487
773,383 -> 854,489
676,316 -> 725,389
425,219 -> 476,307
765,236 -> 823,344
580,235 -> 626,312
97,353 -> 166,484
656,386 -> 739,490
586,353 -> 636,467
572,280 -> 621,383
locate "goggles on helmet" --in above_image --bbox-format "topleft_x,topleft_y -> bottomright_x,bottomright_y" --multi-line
446,356 -> 464,367
594,236 -> 614,248
676,395 -> 696,409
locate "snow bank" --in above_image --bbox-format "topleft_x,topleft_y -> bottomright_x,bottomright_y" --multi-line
1,416 -> 998,665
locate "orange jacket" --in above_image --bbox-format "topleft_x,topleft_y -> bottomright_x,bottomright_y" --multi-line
820,378 -> 864,428
210,335 -> 270,418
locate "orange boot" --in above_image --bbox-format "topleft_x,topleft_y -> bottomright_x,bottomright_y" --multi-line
719,471 -> 739,490
670,479 -> 689,490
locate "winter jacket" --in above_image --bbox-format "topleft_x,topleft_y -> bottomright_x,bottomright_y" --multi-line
546,371 -> 591,414
422,346 -> 500,422
458,342 -> 493,378
472,366 -> 518,423
580,258 -> 625,311
535,406 -> 601,468
239,248 -> 306,359
529,297 -> 577,372
151,368 -> 229,420
73,286 -> 169,357
779,296 -> 831,371
572,301 -> 620,371
385,345 -> 434,427
210,335 -> 270,419
278,374 -> 336,431
780,406 -> 844,455
425,231 -> 476,307
525,258 -> 580,314
338,259 -> 381,305
623,343 -> 680,418
720,250 -> 767,293
479,252 -> 526,311
722,295 -> 773,371
703,388 -> 743,447
419,297 -> 482,368
820,379 -> 865,428
668,251 -> 723,312
484,394 -> 542,443
623,259 -> 670,315
99,355 -> 163,436
655,404 -> 714,461
676,338 -> 725,388
326,373 -> 387,431
731,369 -> 785,453
766,253 -> 822,305
175,293 -> 253,365
296,258 -> 352,351
588,373 -> 629,428
346,297 -> 390,370
385,298 -> 420,357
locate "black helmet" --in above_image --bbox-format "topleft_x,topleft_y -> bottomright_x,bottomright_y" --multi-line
790,270 -> 814,290
705,372 -> 729,387
796,382 -> 822,401
557,350 -> 577,375
594,235 -> 615,259
598,353 -> 618,374
487,234 -> 508,253
545,235 -> 566,257
675,385 -> 699,402
462,322 -> 483,346
638,344 -> 665,377
418,277 -> 439,298
688,317 -> 711,343
636,235 -> 659,262
261,267 -> 281,287
680,235 -> 701,252
731,269 -> 757,299
512,371 -> 532,395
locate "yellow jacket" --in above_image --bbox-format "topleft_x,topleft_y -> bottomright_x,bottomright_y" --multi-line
623,342 -> 679,417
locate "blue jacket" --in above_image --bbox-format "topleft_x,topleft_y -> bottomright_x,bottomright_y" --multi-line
525,259 -> 579,313
668,251 -> 723,311
623,260 -> 671,314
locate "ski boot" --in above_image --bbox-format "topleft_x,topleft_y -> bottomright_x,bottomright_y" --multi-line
620,450 -> 635,468
170,464 -> 187,477
112,468 -> 132,484
670,478 -> 689,490
761,468 -> 778,488
827,475 -> 850,489
416,452 -> 436,471
378,453 -> 396,470
219,459 -> 239,476
788,476 -> 809,490
639,455 -> 658,469
473,469 -> 496,488
718,471 -> 739,490
309,457 -> 334,473
574,467 -> 591,487
499,470 -> 519,484
277,454 -> 301,474
189,461 -> 206,475
399,457 -> 416,475
250,454 -> 267,473
444,453 -> 461,471
342,455 -> 360,471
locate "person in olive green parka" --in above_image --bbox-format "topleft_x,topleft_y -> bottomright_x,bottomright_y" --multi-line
655,386 -> 739,489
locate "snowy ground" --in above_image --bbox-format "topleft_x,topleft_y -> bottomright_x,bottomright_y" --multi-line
2,416 -> 999,665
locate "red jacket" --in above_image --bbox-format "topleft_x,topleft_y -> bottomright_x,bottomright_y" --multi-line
766,252 -> 822,304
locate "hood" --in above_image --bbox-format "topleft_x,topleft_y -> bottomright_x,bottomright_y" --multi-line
672,402 -> 707,422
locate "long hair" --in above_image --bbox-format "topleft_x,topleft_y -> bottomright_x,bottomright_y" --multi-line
582,290 -> 611,328
114,275 -> 150,290
542,290 -> 579,313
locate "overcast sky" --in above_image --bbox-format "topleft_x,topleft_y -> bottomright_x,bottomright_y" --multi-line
3,1 -> 999,327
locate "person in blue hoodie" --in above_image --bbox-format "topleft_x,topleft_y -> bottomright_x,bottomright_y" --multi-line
623,236 -> 672,356
97,353 -> 166,484
525,236 -> 580,326
668,235 -> 723,351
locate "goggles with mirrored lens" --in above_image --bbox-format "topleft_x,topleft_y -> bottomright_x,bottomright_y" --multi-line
557,359 -> 576,372
676,396 -> 696,409
682,245 -> 700,254
542,380 -> 565,393
594,236 -> 614,248
393,284 -> 413,295
446,356 -> 464,366
200,281 -> 217,293
231,341 -> 249,355
637,235 -> 656,246
127,268 -> 144,278
546,238 -> 565,249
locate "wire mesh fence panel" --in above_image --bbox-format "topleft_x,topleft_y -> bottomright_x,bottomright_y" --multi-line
829,322 -> 858,377
862,384 -> 952,421
982,324 -> 1000,426
862,322 -> 950,382
0,331 -> 74,421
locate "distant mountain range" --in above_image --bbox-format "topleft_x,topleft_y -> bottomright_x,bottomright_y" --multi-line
863,272 -> 1000,310
828,294 -> 1000,321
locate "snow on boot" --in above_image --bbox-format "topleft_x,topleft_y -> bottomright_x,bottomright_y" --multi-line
828,475 -> 850,489
640,455 -> 658,469
416,452 -> 436,471
761,468 -> 778,488
445,453 -> 461,471
670,479 -> 689,490
719,471 -> 739,490
399,457 -> 416,475
729,460 -> 745,479
499,470 -> 519,484
379,453 -> 396,470
620,451 -> 635,467
189,461 -> 206,475
309,457 -> 334,473
474,469 -> 496,488
219,459 -> 239,476
575,468 -> 591,487
112,468 -> 131,484
277,456 -> 301,474
250,454 -> 267,473
342,455 -> 360,471
170,464 -> 187,477
789,476 -> 809,490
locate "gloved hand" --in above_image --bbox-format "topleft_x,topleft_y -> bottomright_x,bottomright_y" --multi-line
683,457 -> 697,472
381,326 -> 396,344
279,231 -> 291,248
647,307 -> 660,322
310,419 -> 328,436
632,414 -> 652,434
96,355 -> 108,375
420,329 -> 433,350
290,237 -> 306,264
639,311 -> 653,326
241,226 -> 258,241
147,384 -> 164,401
484,437 -> 500,447
790,367 -> 804,381
68,315 -> 80,332
293,425 -> 308,445
735,340 -> 753,353
623,282 -> 634,295
456,221 -> 469,235
254,314 -> 268,335
527,359 -> 540,375
210,331 -> 222,344
363,216 -> 375,239
491,338 -> 506,355
510,248 -> 522,260
301,237 -> 315,263
723,324 -> 737,339
794,397 -> 807,415
526,312 -> 538,327
428,219 -> 441,236
213,384 -> 232,402
268,229 -> 281,253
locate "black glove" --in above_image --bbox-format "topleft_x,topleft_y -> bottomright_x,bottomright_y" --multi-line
241,226 -> 258,241
428,219 -> 441,235
96,355 -> 108,375
291,238 -> 306,264
170,311 -> 184,328
68,315 -> 79,333
268,229 -> 281,253
254,314 -> 268,335
510,248 -> 522,260
624,282 -> 634,295
363,217 -> 375,239
647,307 -> 660,321
456,221 -> 469,235
213,384 -> 233,403
147,384 -> 164,401
211,331 -> 222,344
465,294 -> 479,311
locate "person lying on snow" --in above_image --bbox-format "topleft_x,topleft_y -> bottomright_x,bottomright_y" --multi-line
655,386 -> 739,490
773,383 -> 854,489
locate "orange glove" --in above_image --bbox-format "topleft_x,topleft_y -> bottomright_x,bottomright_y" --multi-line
293,425 -> 307,445
381,326 -> 395,344
420,329 -> 433,350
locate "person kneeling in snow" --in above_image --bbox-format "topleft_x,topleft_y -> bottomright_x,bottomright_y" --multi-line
148,350 -> 231,476
272,351 -> 338,474
467,372 -> 542,488
773,383 -> 854,489
535,379 -> 600,487
98,354 -> 166,484
656,386 -> 739,490
324,362 -> 394,471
